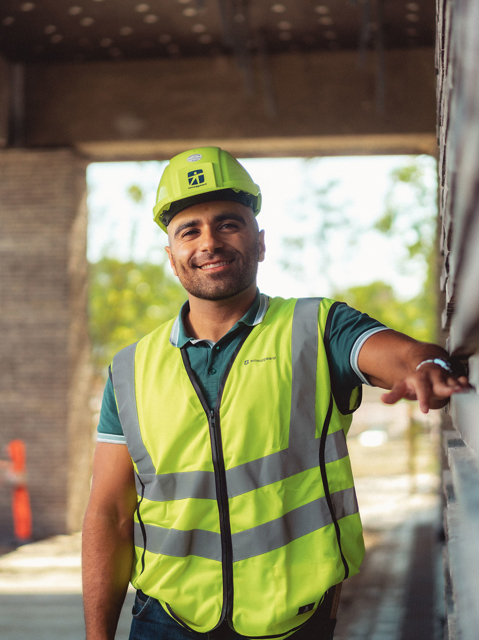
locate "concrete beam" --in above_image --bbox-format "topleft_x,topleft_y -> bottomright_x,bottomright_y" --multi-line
77,133 -> 438,162
25,48 -> 436,152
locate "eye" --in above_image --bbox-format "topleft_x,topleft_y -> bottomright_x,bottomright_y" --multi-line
181,228 -> 199,238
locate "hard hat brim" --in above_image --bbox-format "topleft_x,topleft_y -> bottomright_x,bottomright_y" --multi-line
160,189 -> 257,229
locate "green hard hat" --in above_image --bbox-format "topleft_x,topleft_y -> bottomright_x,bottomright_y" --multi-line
153,146 -> 262,232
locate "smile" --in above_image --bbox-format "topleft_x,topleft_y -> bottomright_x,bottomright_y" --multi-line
199,261 -> 233,270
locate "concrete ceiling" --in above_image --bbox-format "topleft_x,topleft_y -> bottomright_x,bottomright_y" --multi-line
0,1 -> 435,64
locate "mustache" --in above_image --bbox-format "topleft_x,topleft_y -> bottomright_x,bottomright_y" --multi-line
192,249 -> 237,268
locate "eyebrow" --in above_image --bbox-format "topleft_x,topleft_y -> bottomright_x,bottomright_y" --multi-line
174,212 -> 247,238
174,219 -> 201,238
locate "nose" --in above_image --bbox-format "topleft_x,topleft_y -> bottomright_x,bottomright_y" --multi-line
200,226 -> 223,252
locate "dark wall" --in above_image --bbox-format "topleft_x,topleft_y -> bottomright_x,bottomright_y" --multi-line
24,49 -> 436,149
0,149 -> 92,539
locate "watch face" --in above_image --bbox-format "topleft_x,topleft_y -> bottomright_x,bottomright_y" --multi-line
435,358 -> 452,369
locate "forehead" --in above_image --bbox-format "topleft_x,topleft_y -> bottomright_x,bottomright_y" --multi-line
167,200 -> 255,235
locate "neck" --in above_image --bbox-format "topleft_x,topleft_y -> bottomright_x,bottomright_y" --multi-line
184,283 -> 257,343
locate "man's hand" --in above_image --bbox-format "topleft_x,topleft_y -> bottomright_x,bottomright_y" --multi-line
358,329 -> 473,414
380,362 -> 471,413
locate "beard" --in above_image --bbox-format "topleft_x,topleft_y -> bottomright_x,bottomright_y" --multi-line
171,240 -> 260,301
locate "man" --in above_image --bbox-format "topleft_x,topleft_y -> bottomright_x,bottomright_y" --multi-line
82,147 -> 469,640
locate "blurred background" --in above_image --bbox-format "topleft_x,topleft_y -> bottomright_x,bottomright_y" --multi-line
2,0 -> 479,639
85,154 -> 443,640
1,151 -> 444,639
86,155 -> 443,640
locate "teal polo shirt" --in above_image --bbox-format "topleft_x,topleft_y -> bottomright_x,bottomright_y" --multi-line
97,292 -> 388,444
170,291 -> 269,409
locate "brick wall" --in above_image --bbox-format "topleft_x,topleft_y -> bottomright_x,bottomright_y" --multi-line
0,148 -> 92,540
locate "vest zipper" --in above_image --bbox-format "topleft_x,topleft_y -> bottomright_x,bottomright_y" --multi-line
209,408 -> 235,627
181,327 -> 253,632
180,351 -> 234,630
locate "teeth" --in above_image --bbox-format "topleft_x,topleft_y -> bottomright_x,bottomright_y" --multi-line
200,261 -> 230,270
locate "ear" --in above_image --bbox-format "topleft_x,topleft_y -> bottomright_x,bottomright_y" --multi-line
258,229 -> 266,263
165,246 -> 178,277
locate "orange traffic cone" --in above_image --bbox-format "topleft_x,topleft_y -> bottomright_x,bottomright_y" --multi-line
7,440 -> 32,542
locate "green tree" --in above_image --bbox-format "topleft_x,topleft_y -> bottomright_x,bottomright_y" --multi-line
283,155 -> 438,342
89,257 -> 186,374
332,280 -> 433,342
280,174 -> 353,286
375,158 -> 436,268
369,155 -> 437,341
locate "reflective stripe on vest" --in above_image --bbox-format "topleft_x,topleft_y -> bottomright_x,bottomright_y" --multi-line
133,485 -> 358,561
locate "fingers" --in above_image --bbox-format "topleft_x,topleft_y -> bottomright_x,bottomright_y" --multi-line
430,373 -> 471,399
380,383 -> 403,406
381,367 -> 473,414
406,373 -> 435,413
381,380 -> 415,406
447,375 -> 473,391
416,374 -> 435,413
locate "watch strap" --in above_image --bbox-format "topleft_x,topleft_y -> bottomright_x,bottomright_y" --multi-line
416,358 -> 453,374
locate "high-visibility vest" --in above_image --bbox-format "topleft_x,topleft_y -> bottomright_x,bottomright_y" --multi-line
112,297 -> 365,639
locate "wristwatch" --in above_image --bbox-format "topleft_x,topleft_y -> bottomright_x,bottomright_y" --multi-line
415,358 -> 454,374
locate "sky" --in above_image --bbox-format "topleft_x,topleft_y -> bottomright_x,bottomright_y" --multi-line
87,154 -> 437,300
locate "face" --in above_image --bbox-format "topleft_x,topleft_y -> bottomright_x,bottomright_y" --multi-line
165,200 -> 265,301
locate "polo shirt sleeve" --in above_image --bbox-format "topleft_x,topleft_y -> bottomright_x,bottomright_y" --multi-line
325,302 -> 390,414
96,376 -> 127,444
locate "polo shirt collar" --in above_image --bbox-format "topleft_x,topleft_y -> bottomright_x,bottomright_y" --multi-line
169,290 -> 269,348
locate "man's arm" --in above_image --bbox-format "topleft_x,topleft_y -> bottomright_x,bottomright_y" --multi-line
357,329 -> 471,413
82,442 -> 138,640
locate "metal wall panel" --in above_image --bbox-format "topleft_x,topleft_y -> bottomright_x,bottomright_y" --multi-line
437,1 -> 479,638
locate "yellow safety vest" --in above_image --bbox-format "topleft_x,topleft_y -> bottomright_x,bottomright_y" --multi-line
112,297 -> 365,639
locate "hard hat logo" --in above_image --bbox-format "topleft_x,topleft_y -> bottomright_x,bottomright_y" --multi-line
187,154 -> 203,162
187,169 -> 205,187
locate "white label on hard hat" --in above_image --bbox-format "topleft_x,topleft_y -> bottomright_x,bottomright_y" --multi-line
187,154 -> 202,162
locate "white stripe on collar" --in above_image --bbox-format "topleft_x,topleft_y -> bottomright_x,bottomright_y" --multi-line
253,293 -> 270,325
169,314 -> 181,347
169,294 -> 270,347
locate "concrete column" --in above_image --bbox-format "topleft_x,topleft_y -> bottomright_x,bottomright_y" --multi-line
0,148 -> 92,540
